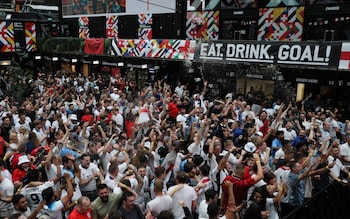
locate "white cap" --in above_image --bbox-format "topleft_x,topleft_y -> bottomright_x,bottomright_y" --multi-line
144,141 -> 151,149
225,93 -> 233,99
256,131 -> 263,137
70,114 -> 78,121
228,119 -> 235,124
18,155 -> 31,165
244,142 -> 256,153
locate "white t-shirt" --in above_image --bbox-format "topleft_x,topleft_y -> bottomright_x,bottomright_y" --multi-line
168,184 -> 197,219
327,155 -> 345,180
147,195 -> 173,217
45,164 -> 62,191
340,143 -> 350,163
187,142 -> 203,156
266,197 -> 279,219
197,200 -> 209,219
274,148 -> 285,160
32,128 -> 47,146
21,181 -> 54,211
279,127 -> 296,141
79,163 -> 100,191
0,177 -> 14,210
39,200 -> 64,219
274,166 -> 291,203
175,85 -> 184,98
220,150 -> 238,170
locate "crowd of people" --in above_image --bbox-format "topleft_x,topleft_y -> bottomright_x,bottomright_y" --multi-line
0,69 -> 349,219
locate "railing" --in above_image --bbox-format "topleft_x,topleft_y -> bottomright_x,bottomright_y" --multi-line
284,182 -> 350,219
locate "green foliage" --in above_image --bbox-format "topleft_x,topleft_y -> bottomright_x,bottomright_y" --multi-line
38,37 -> 111,55
40,37 -> 85,54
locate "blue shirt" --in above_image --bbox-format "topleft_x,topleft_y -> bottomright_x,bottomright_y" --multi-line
291,136 -> 308,148
271,138 -> 282,156
288,172 -> 305,206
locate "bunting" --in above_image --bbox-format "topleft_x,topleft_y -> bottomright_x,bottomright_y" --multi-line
186,11 -> 219,40
338,43 -> 350,70
79,17 -> 90,38
25,22 -> 36,52
0,21 -> 15,52
106,15 -> 118,39
138,14 -> 153,40
257,7 -> 304,41
110,39 -> 196,60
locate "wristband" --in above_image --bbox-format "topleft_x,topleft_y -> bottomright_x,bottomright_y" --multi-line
325,166 -> 329,170
256,161 -> 261,164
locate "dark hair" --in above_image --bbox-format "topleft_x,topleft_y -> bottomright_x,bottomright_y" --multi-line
296,142 -> 306,151
193,155 -> 204,166
12,194 -> 25,206
42,187 -> 54,203
157,210 -> 174,219
263,171 -> 276,184
276,130 -> 284,136
121,191 -> 134,203
249,186 -> 267,211
22,169 -> 40,186
154,179 -> 164,192
184,161 -> 194,174
108,210 -> 122,219
62,156 -> 73,164
108,163 -> 119,174
199,164 -> 210,177
154,166 -> 166,177
96,183 -> 108,191
244,201 -> 263,219
158,146 -> 169,158
205,190 -> 217,201
207,202 -> 219,217
80,153 -> 91,160
281,140 -> 290,147
176,171 -> 187,184
9,213 -> 24,219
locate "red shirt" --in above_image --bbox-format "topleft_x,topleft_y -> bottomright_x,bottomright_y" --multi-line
222,175 -> 255,207
0,136 -> 5,157
81,114 -> 95,126
10,152 -> 22,170
68,207 -> 92,219
168,102 -> 179,119
12,168 -> 26,183
125,119 -> 135,138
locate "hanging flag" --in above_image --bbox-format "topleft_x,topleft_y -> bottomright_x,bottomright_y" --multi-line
84,38 -> 104,54
338,43 -> 350,70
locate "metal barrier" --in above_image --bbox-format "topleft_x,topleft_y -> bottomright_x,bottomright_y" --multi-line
284,182 -> 350,219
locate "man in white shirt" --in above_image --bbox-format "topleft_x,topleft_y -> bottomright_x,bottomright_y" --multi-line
279,121 -> 297,141
110,88 -> 120,101
104,163 -> 123,192
111,108 -> 124,129
32,119 -> 47,146
146,179 -> 172,218
197,190 -> 217,219
328,144 -> 350,183
79,154 -> 103,201
168,172 -> 197,219
0,171 -> 14,218
340,135 -> 350,165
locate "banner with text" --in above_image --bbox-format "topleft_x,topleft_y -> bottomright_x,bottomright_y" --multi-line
196,41 -> 342,69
